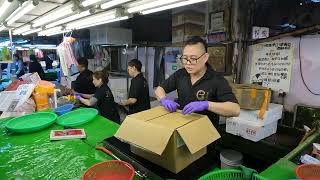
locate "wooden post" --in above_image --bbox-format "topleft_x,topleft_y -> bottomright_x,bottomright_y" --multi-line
230,0 -> 254,83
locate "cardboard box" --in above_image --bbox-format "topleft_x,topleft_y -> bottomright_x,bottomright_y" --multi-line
172,23 -> 205,43
172,10 -> 205,26
20,72 -> 41,84
230,84 -> 271,110
115,106 -> 221,173
226,117 -> 278,142
238,103 -> 283,125
207,46 -> 226,72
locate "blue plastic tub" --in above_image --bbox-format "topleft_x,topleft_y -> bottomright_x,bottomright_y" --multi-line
55,103 -> 74,116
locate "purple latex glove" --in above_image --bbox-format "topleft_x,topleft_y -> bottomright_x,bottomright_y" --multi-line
182,101 -> 208,115
75,94 -> 81,100
160,97 -> 180,112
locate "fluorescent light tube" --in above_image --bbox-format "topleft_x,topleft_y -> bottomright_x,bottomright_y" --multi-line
141,0 -> 208,15
45,10 -> 91,28
33,2 -> 74,27
74,16 -> 129,30
127,0 -> 181,13
38,26 -> 63,36
81,0 -> 102,7
13,24 -> 31,35
101,0 -> 132,9
0,25 -> 6,32
66,10 -> 117,29
22,28 -> 42,35
45,30 -> 71,36
6,0 -> 38,25
0,0 -> 12,18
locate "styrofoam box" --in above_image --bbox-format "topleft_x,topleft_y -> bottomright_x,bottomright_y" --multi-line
226,117 -> 278,142
238,103 -> 283,125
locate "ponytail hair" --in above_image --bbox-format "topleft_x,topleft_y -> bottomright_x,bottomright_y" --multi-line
93,68 -> 109,84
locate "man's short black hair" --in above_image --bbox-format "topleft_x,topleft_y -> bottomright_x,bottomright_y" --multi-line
78,57 -> 88,67
185,36 -> 208,53
128,59 -> 142,72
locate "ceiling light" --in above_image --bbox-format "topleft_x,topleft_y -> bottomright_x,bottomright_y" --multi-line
45,30 -> 71,36
0,25 -> 6,32
33,2 -> 74,27
22,28 -> 42,35
141,0 -> 208,15
101,0 -> 132,9
13,24 -> 31,35
6,0 -> 38,25
75,16 -> 129,30
0,0 -> 12,18
127,0 -> 182,13
66,9 -> 117,29
81,0 -> 102,7
45,10 -> 91,28
38,26 -> 63,36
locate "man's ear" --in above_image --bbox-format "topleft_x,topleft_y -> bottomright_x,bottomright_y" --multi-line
203,53 -> 209,63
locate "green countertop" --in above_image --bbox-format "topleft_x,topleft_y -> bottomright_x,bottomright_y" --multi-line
0,115 -> 120,179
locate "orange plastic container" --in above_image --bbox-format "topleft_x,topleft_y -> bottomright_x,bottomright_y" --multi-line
34,80 -> 55,94
33,81 -> 55,111
33,92 -> 49,111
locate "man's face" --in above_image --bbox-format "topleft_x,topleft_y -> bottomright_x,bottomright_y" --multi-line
182,43 -> 208,75
127,66 -> 135,77
78,64 -> 86,73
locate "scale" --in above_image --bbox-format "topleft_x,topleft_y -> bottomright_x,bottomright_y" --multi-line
103,137 -> 219,180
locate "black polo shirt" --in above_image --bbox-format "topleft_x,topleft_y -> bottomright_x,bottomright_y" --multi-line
128,73 -> 151,114
72,69 -> 96,94
94,83 -> 120,124
160,65 -> 238,125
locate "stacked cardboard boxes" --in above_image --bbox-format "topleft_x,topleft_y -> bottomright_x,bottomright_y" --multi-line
172,10 -> 205,44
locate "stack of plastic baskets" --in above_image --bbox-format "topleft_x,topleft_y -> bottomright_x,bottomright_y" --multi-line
198,169 -> 267,180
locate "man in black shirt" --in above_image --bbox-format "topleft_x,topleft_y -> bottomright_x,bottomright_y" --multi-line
72,57 -> 96,95
120,59 -> 151,114
29,54 -> 45,79
155,36 -> 240,125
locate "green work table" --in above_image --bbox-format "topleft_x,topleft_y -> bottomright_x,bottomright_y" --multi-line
260,129 -> 320,179
0,115 -> 120,179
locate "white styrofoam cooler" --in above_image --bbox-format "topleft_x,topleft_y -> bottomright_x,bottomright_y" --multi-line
225,103 -> 283,142
226,118 -> 278,142
238,103 -> 283,125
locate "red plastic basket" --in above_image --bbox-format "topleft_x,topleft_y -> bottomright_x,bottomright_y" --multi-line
82,160 -> 135,180
296,164 -> 320,180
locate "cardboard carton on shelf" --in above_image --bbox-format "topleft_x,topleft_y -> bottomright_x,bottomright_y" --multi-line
230,83 -> 271,110
115,106 -> 221,173
172,10 -> 205,26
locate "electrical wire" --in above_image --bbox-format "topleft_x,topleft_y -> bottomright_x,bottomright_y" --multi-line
298,36 -> 320,95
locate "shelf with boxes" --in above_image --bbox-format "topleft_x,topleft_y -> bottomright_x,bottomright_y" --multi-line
172,10 -> 205,44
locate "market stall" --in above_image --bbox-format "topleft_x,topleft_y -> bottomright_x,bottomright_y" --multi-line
1,0 -> 320,179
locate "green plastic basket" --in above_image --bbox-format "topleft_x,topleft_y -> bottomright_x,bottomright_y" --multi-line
5,112 -> 57,133
198,169 -> 267,180
56,108 -> 98,127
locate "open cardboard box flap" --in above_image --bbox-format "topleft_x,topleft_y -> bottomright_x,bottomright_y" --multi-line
115,106 -> 221,155
177,115 -> 221,154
